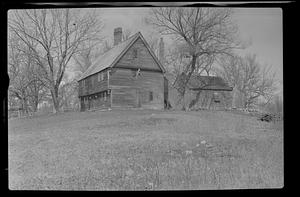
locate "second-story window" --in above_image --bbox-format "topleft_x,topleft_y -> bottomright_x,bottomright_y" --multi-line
104,71 -> 107,80
98,72 -> 101,82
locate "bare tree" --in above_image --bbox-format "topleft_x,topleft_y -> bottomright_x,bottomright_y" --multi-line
164,43 -> 189,83
8,33 -> 47,114
26,64 -> 48,112
8,9 -> 103,113
8,43 -> 30,114
218,54 -> 276,108
73,41 -> 99,75
146,7 -> 241,110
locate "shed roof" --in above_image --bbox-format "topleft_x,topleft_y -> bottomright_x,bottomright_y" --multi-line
78,32 -> 165,81
175,74 -> 233,91
188,75 -> 233,91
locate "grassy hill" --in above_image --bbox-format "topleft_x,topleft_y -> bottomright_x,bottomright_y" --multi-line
8,109 -> 283,190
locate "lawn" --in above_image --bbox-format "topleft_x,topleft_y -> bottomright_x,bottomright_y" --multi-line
8,109 -> 283,190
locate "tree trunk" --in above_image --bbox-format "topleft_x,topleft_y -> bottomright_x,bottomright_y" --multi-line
180,55 -> 198,111
35,98 -> 39,112
22,97 -> 28,115
189,90 -> 202,109
181,88 -> 186,111
32,94 -> 39,112
51,85 -> 60,113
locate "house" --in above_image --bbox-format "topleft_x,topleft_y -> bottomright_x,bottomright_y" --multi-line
172,73 -> 233,110
77,27 -> 167,111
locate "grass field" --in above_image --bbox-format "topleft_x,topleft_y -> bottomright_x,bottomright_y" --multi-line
8,109 -> 283,190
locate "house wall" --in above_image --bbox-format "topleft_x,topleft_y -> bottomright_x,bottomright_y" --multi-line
109,68 -> 164,110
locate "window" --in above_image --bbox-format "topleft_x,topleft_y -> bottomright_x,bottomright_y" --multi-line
149,91 -> 153,101
98,72 -> 104,82
133,48 -> 138,58
98,73 -> 101,82
103,71 -> 107,80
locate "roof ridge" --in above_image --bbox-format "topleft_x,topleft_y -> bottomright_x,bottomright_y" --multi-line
123,31 -> 140,42
78,32 -> 141,81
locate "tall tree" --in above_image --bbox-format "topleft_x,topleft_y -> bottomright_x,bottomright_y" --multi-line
8,9 -> 103,113
146,7 -> 241,110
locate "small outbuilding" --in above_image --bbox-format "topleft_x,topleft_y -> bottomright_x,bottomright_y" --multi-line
173,74 -> 233,110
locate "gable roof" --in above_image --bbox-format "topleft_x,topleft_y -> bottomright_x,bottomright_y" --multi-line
174,73 -> 232,91
78,32 -> 166,82
188,75 -> 233,91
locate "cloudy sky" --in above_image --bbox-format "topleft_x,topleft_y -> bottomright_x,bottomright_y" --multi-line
97,8 -> 282,85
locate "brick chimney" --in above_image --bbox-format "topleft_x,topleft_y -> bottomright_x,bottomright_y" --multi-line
114,27 -> 122,46
158,37 -> 165,65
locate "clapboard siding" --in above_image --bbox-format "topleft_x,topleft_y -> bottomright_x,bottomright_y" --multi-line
78,70 -> 108,97
116,38 -> 162,72
109,68 -> 164,109
111,88 -> 136,107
